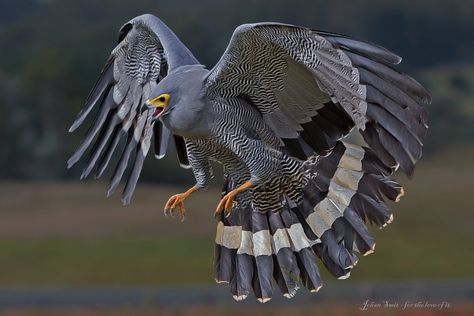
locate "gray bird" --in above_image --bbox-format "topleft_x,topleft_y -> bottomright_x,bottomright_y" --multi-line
68,14 -> 430,302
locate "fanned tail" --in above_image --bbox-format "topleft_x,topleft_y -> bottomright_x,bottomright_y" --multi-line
214,176 -> 323,302
213,141 -> 403,302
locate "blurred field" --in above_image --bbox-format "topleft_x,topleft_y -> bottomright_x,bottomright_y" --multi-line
2,303 -> 473,316
0,148 -> 473,287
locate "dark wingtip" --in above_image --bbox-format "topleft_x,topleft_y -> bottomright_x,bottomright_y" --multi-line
121,196 -> 131,206
107,185 -> 117,198
80,170 -> 88,180
392,55 -> 402,65
68,122 -> 79,133
399,162 -> 415,179
68,111 -> 88,133
95,168 -> 106,179
80,167 -> 92,180
319,32 -> 403,65
66,161 -> 74,170
67,156 -> 79,170
407,76 -> 432,104
421,91 -> 433,105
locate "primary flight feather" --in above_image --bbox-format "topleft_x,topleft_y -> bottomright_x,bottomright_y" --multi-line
68,14 -> 430,302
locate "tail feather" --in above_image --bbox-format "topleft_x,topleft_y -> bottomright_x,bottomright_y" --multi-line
294,247 -> 323,292
279,204 -> 323,293
230,253 -> 253,301
343,208 -> 376,255
230,203 -> 254,301
214,181 -> 242,285
250,211 -> 274,302
313,243 -> 350,279
213,223 -> 236,284
268,210 -> 300,298
287,197 -> 320,242
318,230 -> 358,278
371,175 -> 404,201
352,193 -> 392,227
214,141 -> 404,301
333,218 -> 355,252
361,149 -> 394,176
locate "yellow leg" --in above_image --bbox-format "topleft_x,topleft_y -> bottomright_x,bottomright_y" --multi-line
215,181 -> 253,216
164,185 -> 198,221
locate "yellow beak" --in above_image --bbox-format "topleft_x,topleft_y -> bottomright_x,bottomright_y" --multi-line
144,93 -> 170,117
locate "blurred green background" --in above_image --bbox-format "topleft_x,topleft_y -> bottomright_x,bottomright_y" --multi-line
0,0 -> 473,315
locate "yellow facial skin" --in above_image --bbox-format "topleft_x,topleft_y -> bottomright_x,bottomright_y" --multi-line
146,93 -> 170,109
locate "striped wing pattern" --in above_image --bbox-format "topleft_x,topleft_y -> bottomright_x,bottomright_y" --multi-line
68,20 -> 169,205
206,23 -> 431,175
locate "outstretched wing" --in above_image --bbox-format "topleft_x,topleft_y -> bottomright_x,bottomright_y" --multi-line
206,23 -> 431,175
68,15 -> 193,205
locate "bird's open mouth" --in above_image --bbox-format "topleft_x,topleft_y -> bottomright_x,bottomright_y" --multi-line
153,107 -> 164,117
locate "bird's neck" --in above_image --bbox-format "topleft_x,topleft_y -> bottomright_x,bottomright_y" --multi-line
160,96 -> 216,139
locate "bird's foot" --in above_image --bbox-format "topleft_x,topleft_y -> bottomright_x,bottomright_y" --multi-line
164,186 -> 198,222
215,191 -> 237,217
215,181 -> 253,217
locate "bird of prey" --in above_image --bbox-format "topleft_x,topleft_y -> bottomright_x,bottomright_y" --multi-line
68,14 -> 430,302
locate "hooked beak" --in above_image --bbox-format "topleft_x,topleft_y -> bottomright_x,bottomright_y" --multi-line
141,100 -> 165,118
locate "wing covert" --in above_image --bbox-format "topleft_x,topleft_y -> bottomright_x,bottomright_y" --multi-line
68,14 -> 196,204
206,23 -> 431,175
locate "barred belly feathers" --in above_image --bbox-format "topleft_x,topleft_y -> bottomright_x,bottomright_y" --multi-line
68,15 -> 430,302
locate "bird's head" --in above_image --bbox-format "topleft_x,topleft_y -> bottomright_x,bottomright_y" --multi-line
145,93 -> 171,119
142,75 -> 177,120
142,65 -> 208,122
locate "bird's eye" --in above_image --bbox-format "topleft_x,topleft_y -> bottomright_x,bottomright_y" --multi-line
151,93 -> 170,106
